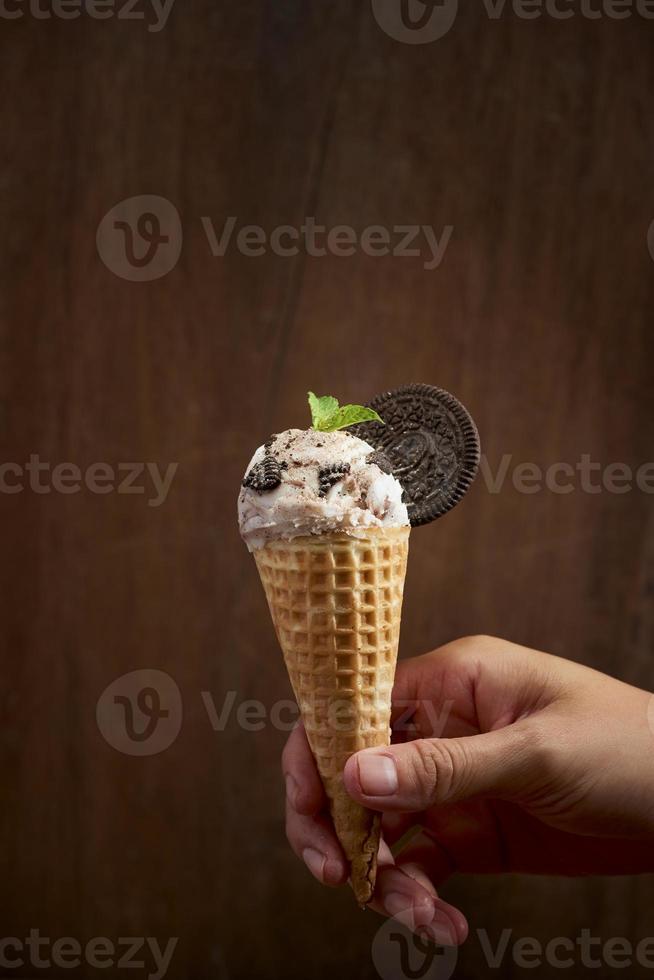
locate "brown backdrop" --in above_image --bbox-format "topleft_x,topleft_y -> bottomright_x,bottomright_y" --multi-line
1,2 -> 653,978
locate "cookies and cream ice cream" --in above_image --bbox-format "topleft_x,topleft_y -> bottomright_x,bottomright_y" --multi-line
237,428 -> 409,552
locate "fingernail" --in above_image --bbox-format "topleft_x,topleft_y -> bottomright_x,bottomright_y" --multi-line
302,847 -> 326,882
418,917 -> 457,946
357,753 -> 398,796
285,773 -> 297,805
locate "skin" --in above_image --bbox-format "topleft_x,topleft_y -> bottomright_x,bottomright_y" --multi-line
282,636 -> 654,945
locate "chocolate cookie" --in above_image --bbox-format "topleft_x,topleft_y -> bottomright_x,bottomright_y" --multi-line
352,384 -> 480,526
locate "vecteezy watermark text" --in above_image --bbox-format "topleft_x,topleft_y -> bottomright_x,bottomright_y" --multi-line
0,931 -> 177,979
201,692 -> 454,736
0,0 -> 175,31
0,455 -> 178,507
481,453 -> 654,495
201,217 -> 453,271
371,0 -> 654,45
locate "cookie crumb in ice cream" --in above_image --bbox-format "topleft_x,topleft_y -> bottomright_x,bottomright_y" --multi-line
242,455 -> 283,493
318,462 -> 351,497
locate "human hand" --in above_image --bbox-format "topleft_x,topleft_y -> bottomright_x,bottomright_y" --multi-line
282,635 -> 654,944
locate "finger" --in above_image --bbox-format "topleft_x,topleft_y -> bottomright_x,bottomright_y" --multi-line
389,651 -> 447,727
391,637 -> 559,742
394,829 -> 461,886
398,860 -> 469,945
377,830 -> 470,943
344,721 -> 541,812
373,838 -> 465,944
281,721 -> 326,816
371,839 -> 433,921
395,860 -> 440,899
411,800 -> 508,876
369,862 -> 466,945
381,810 -> 420,848
285,797 -> 348,887
368,859 -> 435,930
390,645 -> 480,740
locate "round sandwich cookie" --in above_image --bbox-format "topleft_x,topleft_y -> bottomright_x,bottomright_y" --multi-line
352,383 -> 480,526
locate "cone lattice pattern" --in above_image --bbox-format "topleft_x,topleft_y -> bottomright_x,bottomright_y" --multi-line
254,526 -> 410,904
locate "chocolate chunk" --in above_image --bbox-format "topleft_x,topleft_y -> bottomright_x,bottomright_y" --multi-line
351,384 -> 480,526
242,455 -> 283,493
318,462 -> 350,497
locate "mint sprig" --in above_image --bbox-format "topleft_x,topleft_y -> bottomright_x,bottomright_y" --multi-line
308,391 -> 384,432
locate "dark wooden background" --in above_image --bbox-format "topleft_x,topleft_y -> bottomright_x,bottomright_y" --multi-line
1,2 -> 653,978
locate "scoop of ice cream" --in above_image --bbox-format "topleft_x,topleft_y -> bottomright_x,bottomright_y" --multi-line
237,428 -> 409,551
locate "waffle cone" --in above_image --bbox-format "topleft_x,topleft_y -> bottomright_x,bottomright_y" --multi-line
254,525 -> 410,905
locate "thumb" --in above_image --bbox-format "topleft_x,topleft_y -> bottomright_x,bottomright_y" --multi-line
343,722 -> 544,812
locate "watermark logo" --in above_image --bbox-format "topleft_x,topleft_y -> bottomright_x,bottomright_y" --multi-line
372,917 -> 458,980
96,195 -> 182,282
96,669 -> 182,756
371,0 -> 459,43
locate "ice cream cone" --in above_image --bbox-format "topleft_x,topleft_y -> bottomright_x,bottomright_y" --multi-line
254,525 -> 410,905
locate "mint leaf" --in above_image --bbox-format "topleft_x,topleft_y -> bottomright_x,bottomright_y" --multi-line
333,405 -> 384,429
308,391 -> 340,431
307,392 -> 384,431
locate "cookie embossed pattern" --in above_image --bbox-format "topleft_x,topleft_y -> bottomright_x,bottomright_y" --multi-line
352,384 -> 480,525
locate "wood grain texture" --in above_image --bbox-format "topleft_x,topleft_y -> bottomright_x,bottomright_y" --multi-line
1,2 -> 653,977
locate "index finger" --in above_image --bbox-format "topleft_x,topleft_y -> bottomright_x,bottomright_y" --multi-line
390,644 -> 479,739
